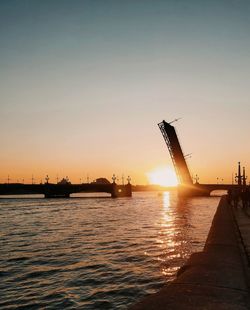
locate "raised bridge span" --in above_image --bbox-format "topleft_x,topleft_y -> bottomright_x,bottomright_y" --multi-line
158,120 -> 241,196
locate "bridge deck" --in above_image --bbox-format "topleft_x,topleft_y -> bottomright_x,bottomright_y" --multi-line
0,183 -> 132,198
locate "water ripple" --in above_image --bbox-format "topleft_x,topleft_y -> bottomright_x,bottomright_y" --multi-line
0,192 -> 219,309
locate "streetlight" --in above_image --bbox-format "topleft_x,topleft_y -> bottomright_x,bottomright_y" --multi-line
112,174 -> 116,184
194,174 -> 199,184
45,175 -> 49,184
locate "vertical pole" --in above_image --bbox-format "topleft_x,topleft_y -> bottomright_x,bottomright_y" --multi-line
238,162 -> 242,186
243,167 -> 246,187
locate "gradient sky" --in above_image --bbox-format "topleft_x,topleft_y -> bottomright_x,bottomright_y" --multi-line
1,0 -> 250,184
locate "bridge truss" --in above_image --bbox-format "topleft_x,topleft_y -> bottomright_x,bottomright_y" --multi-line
158,120 -> 193,185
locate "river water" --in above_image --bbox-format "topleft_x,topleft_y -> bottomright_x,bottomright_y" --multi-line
0,191 -> 219,309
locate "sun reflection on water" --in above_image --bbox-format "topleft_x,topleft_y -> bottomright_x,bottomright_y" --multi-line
158,191 -> 186,278
163,191 -> 170,210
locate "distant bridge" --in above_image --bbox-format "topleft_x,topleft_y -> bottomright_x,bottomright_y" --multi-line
177,182 -> 241,197
0,182 -> 132,198
158,120 -> 243,196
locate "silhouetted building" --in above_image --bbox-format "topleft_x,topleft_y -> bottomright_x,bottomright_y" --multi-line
92,178 -> 110,184
58,178 -> 71,185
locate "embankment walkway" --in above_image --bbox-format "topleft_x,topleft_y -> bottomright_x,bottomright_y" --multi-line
131,196 -> 250,309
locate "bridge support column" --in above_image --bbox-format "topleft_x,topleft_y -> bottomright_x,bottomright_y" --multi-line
111,184 -> 132,198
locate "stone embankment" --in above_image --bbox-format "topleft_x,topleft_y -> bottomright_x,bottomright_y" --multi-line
130,196 -> 250,309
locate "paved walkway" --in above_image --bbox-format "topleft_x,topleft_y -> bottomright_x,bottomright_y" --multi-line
231,202 -> 250,280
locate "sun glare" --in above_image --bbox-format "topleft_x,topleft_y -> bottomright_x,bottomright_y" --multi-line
147,166 -> 178,187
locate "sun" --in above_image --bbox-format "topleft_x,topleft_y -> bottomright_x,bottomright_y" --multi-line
147,165 -> 178,187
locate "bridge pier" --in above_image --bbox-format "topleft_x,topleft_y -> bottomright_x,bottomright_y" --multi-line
111,183 -> 132,198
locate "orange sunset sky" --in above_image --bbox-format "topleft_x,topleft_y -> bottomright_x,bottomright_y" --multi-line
1,1 -> 250,185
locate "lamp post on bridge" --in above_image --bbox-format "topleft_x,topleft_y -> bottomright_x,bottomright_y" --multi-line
45,175 -> 49,184
235,162 -> 242,186
194,174 -> 199,184
127,176 -> 131,184
112,174 -> 116,184
243,167 -> 247,187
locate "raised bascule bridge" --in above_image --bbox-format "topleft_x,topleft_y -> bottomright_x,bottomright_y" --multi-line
158,120 -> 242,196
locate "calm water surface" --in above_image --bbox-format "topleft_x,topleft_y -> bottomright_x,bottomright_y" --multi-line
0,191 -> 219,309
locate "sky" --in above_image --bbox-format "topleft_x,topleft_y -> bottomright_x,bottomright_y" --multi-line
1,0 -> 250,185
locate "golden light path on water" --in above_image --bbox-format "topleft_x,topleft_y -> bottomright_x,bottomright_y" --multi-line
160,192 -> 185,277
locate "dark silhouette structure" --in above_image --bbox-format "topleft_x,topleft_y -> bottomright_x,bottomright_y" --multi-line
0,182 -> 132,198
235,161 -> 242,186
158,120 -> 193,185
158,120 -> 244,196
